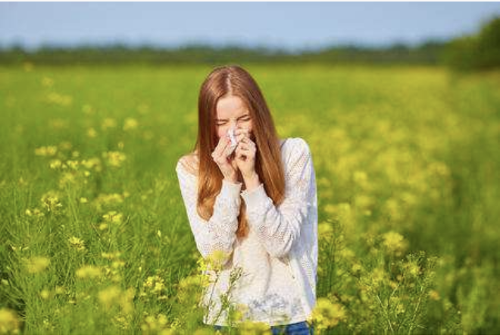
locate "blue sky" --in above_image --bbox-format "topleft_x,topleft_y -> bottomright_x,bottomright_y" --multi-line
1,2 -> 500,51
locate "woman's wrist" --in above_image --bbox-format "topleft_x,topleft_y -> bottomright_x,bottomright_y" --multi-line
223,173 -> 239,184
243,172 -> 260,191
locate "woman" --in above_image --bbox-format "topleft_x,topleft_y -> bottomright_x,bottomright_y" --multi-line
175,65 -> 317,335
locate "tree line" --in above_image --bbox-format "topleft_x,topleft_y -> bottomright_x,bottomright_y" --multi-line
1,16 -> 498,71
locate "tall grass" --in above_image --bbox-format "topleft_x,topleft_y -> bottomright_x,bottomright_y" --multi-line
0,63 -> 498,334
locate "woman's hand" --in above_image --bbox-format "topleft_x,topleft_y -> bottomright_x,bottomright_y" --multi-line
234,132 -> 260,190
211,135 -> 239,183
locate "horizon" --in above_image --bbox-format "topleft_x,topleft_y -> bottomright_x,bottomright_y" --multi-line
1,2 -> 500,52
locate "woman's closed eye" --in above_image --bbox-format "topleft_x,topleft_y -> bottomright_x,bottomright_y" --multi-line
216,117 -> 251,126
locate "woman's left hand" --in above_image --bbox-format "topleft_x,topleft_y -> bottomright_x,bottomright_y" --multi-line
235,135 -> 258,181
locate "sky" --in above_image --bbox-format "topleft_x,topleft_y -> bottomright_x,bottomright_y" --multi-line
1,2 -> 500,52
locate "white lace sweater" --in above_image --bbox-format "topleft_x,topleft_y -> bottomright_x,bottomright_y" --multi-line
175,137 -> 318,326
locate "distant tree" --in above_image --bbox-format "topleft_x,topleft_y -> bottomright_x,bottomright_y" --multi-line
443,16 -> 500,71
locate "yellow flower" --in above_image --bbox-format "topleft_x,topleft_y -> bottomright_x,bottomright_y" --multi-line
429,290 -> 441,301
66,160 -> 79,170
98,286 -> 121,309
123,118 -> 139,131
49,159 -> 62,169
238,320 -> 272,335
353,170 -> 368,186
103,211 -> 123,224
308,298 -> 346,332
141,313 -> 170,334
101,118 -> 117,130
80,157 -> 102,171
25,208 -> 44,218
25,256 -> 50,274
46,92 -> 72,106
404,260 -> 421,277
68,236 -> 85,251
95,193 -> 124,206
87,127 -> 98,138
143,275 -> 166,295
176,275 -> 204,303
58,172 -> 77,188
101,251 -> 122,260
40,289 -> 50,300
206,249 -> 230,271
103,151 -> 127,167
0,308 -> 20,334
384,198 -> 403,222
41,77 -> 53,87
351,263 -> 363,274
318,222 -> 334,240
370,267 -> 388,287
76,265 -> 102,279
382,231 -> 408,257
35,146 -> 58,157
41,191 -> 62,212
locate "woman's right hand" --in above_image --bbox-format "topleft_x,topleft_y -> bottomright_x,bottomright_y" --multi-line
211,134 -> 240,183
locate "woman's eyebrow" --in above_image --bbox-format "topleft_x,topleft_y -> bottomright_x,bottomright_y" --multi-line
216,114 -> 249,121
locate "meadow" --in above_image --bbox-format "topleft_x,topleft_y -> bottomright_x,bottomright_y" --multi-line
0,63 -> 499,334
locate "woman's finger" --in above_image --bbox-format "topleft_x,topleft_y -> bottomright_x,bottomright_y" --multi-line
235,128 -> 250,136
239,138 -> 256,150
212,136 -> 230,159
223,140 -> 238,158
236,133 -> 246,143
236,145 -> 254,156
213,137 -> 226,157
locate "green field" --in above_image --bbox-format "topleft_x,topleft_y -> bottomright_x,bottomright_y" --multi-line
1,63 -> 499,334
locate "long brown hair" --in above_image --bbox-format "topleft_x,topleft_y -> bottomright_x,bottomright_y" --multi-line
194,65 -> 286,239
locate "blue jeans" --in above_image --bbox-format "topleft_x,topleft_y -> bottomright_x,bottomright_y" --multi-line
213,320 -> 314,335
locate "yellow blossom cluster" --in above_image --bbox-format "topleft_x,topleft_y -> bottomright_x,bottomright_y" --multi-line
0,308 -> 20,334
238,320 -> 272,335
103,151 -> 127,167
141,275 -> 167,299
92,192 -> 128,211
68,236 -> 86,251
123,117 -> 139,131
76,265 -> 102,279
98,286 -> 134,314
25,208 -> 45,218
101,118 -> 117,130
307,297 -> 346,333
46,92 -> 72,106
40,190 -> 63,212
80,157 -> 103,172
141,313 -> 169,335
102,211 -> 124,225
205,249 -> 230,272
318,222 -> 334,240
176,274 -> 206,304
34,146 -> 58,157
382,231 -> 408,257
24,256 -> 50,274
101,251 -> 122,260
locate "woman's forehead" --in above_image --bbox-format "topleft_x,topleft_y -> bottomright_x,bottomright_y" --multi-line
215,95 -> 249,119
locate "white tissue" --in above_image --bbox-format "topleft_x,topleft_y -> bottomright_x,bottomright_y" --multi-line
227,127 -> 238,156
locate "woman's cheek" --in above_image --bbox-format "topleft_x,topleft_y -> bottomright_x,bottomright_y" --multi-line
216,127 -> 225,139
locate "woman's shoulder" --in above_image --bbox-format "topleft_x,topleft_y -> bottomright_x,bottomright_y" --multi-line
281,137 -> 311,157
176,151 -> 199,177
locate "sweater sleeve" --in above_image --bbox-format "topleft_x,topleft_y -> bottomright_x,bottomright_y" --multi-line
240,138 -> 316,259
175,158 -> 242,266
